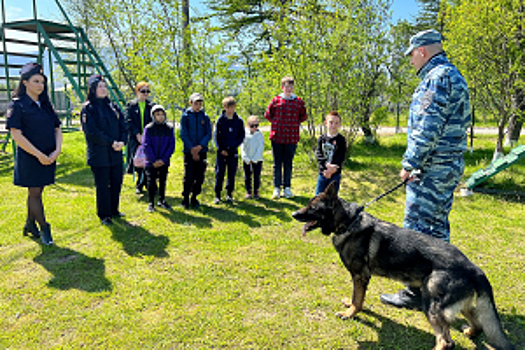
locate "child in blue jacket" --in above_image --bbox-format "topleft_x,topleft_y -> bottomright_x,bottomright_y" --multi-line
179,93 -> 212,209
142,105 -> 175,212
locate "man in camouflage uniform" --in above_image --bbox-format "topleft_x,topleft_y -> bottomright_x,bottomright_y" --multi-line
381,29 -> 471,310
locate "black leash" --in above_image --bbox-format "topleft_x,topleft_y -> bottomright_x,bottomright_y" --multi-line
357,170 -> 421,213
362,177 -> 410,208
337,172 -> 419,235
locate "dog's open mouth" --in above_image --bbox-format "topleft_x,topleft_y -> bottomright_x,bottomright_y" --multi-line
301,221 -> 318,236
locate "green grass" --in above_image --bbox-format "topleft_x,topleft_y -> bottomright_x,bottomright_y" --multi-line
0,132 -> 523,349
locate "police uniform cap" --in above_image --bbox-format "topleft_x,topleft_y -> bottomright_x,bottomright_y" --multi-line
404,29 -> 442,56
88,74 -> 104,88
20,62 -> 44,79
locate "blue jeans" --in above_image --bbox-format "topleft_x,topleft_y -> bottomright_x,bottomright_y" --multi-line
271,141 -> 297,188
315,173 -> 341,196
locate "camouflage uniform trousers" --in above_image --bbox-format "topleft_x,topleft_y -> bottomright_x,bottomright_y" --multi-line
403,157 -> 464,242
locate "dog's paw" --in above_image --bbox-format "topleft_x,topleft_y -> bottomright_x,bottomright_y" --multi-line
335,306 -> 359,320
462,325 -> 481,338
341,297 -> 352,308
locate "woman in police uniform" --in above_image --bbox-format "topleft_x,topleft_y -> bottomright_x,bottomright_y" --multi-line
125,81 -> 155,194
81,75 -> 127,225
6,62 -> 62,245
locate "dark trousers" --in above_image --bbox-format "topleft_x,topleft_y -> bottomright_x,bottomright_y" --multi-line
182,152 -> 207,199
135,167 -> 147,190
243,161 -> 262,194
271,141 -> 297,188
91,164 -> 123,219
214,151 -> 239,197
145,165 -> 169,204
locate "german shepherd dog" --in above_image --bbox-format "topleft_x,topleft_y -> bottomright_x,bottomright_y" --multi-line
292,182 -> 514,350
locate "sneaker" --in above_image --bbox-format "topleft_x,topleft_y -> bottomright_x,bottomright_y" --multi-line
254,191 -> 260,200
181,198 -> 190,209
213,197 -> 221,205
245,193 -> 252,199
272,187 -> 281,199
157,201 -> 172,210
190,197 -> 200,208
225,195 -> 234,204
135,187 -> 143,195
283,187 -> 293,198
147,203 -> 155,212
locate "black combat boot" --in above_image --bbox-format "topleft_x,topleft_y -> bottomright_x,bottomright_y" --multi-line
380,286 -> 422,311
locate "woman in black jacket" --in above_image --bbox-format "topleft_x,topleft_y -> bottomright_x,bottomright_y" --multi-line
125,82 -> 155,194
81,75 -> 127,225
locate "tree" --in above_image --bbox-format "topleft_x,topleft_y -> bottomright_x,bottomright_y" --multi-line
444,0 -> 524,158
239,0 -> 393,152
64,0 -> 239,119
414,0 -> 444,32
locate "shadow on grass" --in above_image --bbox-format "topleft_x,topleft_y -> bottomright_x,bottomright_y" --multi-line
166,196 -> 305,227
500,312 -> 525,350
108,218 -> 170,258
353,309 -> 524,350
354,309 -> 442,349
153,199 -> 214,228
33,245 -> 112,292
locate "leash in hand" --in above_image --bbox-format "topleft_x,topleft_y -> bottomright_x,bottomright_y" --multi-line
362,170 -> 421,209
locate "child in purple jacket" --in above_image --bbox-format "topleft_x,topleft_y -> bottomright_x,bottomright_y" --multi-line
142,105 -> 175,212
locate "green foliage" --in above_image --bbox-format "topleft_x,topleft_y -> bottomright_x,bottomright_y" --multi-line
444,0 -> 525,152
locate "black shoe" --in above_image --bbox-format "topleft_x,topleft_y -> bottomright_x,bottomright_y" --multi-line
101,217 -> 113,225
40,224 -> 54,246
23,220 -> 40,239
157,200 -> 171,210
380,287 -> 423,311
190,197 -> 200,208
181,198 -> 190,209
147,203 -> 155,213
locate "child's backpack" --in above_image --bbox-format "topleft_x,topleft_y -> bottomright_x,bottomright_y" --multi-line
133,145 -> 146,168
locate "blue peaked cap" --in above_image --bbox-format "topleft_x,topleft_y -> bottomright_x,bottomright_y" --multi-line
404,29 -> 442,56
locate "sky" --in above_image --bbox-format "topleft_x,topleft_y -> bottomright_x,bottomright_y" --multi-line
2,0 -> 421,24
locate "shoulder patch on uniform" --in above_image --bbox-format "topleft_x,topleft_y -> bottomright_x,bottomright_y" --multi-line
420,90 -> 434,111
6,108 -> 13,118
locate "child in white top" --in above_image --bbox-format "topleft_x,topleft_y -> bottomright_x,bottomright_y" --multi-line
241,115 -> 265,199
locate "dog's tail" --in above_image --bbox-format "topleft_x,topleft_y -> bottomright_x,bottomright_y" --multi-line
475,273 -> 514,350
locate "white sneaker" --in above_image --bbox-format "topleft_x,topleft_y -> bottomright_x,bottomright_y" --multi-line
284,187 -> 293,198
272,187 -> 281,199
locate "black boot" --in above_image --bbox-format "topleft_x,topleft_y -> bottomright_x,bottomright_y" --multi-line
190,195 -> 200,208
380,286 -> 422,310
23,219 -> 40,239
40,224 -> 54,246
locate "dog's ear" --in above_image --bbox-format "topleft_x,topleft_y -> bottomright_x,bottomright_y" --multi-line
324,181 -> 338,199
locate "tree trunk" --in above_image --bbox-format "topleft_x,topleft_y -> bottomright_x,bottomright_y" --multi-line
506,89 -> 523,146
